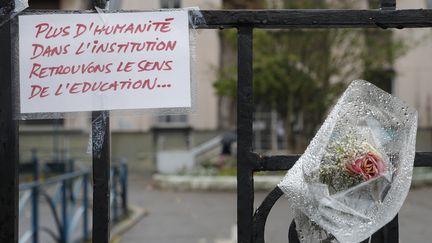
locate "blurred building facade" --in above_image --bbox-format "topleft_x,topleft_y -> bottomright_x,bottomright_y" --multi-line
392,0 -> 432,150
59,0 -> 221,132
20,0 -> 432,172
21,0 -> 222,174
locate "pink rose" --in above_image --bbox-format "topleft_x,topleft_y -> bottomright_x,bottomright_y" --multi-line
345,151 -> 385,180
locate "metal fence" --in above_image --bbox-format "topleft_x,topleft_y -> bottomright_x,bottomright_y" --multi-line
253,111 -> 287,153
228,3 -> 432,243
18,152 -> 128,243
1,0 -> 432,242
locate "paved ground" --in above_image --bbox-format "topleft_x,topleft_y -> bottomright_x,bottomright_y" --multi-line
18,174 -> 432,243
120,175 -> 432,243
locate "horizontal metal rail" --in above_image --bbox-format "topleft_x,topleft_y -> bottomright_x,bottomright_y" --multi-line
19,161 -> 128,243
0,9 -> 431,29
1,6 -> 430,243
19,170 -> 90,191
196,9 -> 432,29
253,152 -> 432,171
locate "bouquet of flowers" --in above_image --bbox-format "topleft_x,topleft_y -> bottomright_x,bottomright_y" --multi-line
319,135 -> 387,194
279,80 -> 417,243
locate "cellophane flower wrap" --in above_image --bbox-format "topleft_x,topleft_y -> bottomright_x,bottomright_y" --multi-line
278,80 -> 418,243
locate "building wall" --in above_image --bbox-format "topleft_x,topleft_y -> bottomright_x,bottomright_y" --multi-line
23,0 -> 432,173
47,0 -> 222,174
393,0 -> 432,128
60,0 -> 88,9
58,0 -> 432,131
60,0 -> 221,132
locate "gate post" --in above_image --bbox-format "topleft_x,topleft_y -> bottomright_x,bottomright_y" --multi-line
91,111 -> 111,243
0,0 -> 19,241
237,26 -> 254,243
90,2 -> 111,243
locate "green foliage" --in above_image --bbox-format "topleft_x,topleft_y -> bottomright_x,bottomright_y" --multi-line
213,62 -> 237,98
214,0 -> 406,151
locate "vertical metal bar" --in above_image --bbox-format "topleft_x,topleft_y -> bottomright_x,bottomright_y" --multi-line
383,214 -> 399,243
121,160 -> 128,215
0,0 -> 15,14
237,26 -> 254,243
91,111 -> 111,243
31,151 -> 39,243
61,181 -> 68,243
89,0 -> 111,240
0,3 -> 19,242
112,167 -> 118,223
83,174 -> 89,241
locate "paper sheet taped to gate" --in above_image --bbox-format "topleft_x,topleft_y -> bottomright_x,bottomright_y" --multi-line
19,11 -> 191,113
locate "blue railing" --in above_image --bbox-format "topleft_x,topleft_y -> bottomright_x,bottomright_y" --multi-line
18,152 -> 128,243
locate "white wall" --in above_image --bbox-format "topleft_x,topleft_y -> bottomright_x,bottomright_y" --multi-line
394,0 -> 432,128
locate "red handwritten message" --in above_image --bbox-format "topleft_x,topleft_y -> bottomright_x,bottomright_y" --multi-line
19,11 -> 191,113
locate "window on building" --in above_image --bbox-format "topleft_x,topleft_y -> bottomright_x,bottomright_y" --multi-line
157,115 -> 188,124
160,0 -> 181,8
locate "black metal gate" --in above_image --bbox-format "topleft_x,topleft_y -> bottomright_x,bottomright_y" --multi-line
1,0 -> 432,242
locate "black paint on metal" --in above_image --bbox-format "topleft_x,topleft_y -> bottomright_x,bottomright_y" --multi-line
5,9 -> 432,29
252,187 -> 284,243
225,6 -> 431,243
91,111 -> 111,243
0,3 -> 429,242
382,215 -> 399,242
252,152 -> 432,173
121,159 -> 128,215
0,6 -> 18,242
90,0 -> 111,239
0,0 -> 14,14
193,9 -> 432,29
237,26 -> 254,243
255,155 -> 299,171
252,184 -> 402,242
288,221 -> 300,243
358,214 -> 399,243
414,152 -> 432,167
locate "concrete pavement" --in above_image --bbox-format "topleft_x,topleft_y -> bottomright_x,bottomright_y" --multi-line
119,175 -> 432,243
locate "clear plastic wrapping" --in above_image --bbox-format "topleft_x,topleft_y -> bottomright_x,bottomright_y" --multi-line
278,80 -> 418,243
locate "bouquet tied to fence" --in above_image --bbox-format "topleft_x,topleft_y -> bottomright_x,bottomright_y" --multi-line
279,80 -> 417,243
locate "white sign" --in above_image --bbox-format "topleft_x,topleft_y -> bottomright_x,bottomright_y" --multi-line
19,11 -> 191,113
